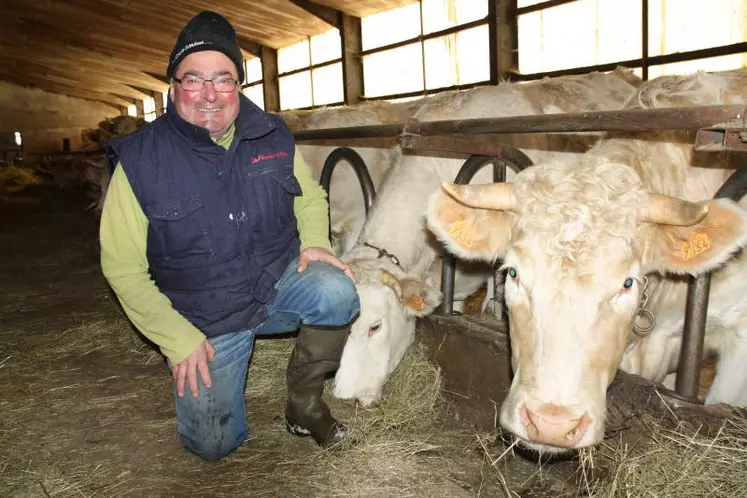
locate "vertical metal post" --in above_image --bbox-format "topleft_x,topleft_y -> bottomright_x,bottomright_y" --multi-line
675,275 -> 711,399
641,0 -> 649,80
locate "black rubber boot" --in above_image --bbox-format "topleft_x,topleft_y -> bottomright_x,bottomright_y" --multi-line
285,323 -> 351,447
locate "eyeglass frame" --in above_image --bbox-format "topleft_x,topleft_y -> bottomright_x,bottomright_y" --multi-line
172,75 -> 239,93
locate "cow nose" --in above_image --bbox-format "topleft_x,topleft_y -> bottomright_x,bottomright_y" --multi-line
519,404 -> 591,448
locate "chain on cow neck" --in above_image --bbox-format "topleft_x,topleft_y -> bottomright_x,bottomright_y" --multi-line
362,242 -> 402,269
632,276 -> 656,336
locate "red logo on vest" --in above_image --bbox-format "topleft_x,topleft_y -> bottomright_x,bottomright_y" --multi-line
251,150 -> 288,164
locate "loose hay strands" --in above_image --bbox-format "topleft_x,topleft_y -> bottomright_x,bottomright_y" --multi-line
579,415 -> 747,497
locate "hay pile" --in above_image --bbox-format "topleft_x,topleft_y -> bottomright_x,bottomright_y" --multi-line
583,417 -> 747,497
0,165 -> 43,193
82,116 -> 146,150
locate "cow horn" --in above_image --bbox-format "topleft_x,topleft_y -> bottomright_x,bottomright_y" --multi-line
441,182 -> 517,211
378,269 -> 403,301
638,194 -> 708,226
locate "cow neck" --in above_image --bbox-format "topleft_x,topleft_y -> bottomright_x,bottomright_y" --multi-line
360,241 -> 403,270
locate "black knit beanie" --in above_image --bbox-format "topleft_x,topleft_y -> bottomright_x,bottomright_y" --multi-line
167,11 -> 245,84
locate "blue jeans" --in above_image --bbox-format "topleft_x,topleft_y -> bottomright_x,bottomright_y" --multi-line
173,258 -> 360,461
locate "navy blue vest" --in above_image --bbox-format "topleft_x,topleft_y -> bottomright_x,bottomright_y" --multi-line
107,94 -> 301,337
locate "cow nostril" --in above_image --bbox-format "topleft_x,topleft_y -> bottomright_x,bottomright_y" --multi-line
519,405 -> 538,440
521,404 -> 591,448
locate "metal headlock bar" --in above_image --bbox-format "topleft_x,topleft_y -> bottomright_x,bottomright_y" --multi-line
300,104 -> 747,403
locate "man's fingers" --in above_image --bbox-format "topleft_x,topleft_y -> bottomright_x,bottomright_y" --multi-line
187,364 -> 200,398
206,342 -> 216,362
297,255 -> 309,273
198,358 -> 213,390
176,364 -> 187,398
344,266 -> 355,283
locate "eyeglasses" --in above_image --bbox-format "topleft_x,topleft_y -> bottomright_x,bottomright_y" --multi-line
173,75 -> 238,92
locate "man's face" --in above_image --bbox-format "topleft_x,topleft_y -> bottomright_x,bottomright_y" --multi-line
170,51 -> 240,139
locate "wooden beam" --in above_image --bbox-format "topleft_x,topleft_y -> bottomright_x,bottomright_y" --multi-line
0,73 -> 129,109
288,0 -> 341,29
489,0 -> 519,84
135,99 -> 145,118
145,72 -> 170,84
154,90 -> 166,116
261,46 -> 280,112
340,13 -> 363,104
237,36 -> 262,58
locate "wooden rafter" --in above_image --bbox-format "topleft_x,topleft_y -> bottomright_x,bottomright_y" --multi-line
0,0 -> 414,104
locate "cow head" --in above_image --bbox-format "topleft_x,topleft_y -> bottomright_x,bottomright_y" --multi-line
426,160 -> 747,452
333,259 -> 442,406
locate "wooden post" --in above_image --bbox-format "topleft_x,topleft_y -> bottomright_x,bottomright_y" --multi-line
261,45 -> 280,112
153,89 -> 165,116
134,98 -> 145,119
340,13 -> 363,104
489,0 -> 518,84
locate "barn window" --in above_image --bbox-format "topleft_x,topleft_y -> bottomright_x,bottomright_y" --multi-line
162,91 -> 168,111
362,0 -> 490,100
278,28 -> 344,110
127,105 -> 137,117
242,57 -> 265,109
14,131 -> 22,147
143,97 -> 157,122
517,0 -> 747,78
518,0 -> 643,75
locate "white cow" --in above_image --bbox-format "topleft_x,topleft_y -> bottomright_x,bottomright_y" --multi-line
279,100 -> 420,254
333,69 -> 642,407
426,69 -> 747,452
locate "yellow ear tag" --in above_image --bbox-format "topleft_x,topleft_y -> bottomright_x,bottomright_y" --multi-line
448,219 -> 474,247
407,295 -> 425,310
681,231 -> 711,261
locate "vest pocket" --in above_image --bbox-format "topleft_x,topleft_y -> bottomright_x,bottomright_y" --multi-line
144,196 -> 213,259
258,172 -> 302,235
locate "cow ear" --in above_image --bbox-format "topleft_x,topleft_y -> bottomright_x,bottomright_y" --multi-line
640,198 -> 747,275
400,277 -> 443,317
426,186 -> 512,262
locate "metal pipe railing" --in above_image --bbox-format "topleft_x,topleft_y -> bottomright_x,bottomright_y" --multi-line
295,105 -> 746,141
319,147 -> 377,244
674,167 -> 747,400
438,147 -> 534,315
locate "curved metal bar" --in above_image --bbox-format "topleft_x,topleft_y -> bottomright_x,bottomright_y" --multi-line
676,166 -> 747,401
438,147 -> 534,315
319,147 -> 376,214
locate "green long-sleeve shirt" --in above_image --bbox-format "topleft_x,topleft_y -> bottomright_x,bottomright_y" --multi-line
100,124 -> 332,364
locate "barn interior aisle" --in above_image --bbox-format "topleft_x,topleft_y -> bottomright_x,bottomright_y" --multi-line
0,187 -> 522,496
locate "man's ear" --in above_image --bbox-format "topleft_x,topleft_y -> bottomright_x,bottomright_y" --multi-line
639,198 -> 747,275
400,277 -> 443,318
426,185 -> 513,262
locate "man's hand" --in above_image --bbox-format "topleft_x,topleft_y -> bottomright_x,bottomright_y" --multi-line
172,340 -> 216,398
298,246 -> 355,282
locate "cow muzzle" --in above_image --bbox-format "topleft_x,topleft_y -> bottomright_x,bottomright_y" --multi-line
519,403 -> 592,448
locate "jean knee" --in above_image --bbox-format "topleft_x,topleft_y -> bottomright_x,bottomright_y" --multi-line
180,421 -> 247,461
307,263 -> 360,326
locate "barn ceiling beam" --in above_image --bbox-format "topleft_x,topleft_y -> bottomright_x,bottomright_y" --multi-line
0,73 -> 129,109
145,72 -> 171,85
237,36 -> 263,58
288,0 -> 342,29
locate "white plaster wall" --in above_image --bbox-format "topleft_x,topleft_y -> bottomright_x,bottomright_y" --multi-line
0,81 -> 119,154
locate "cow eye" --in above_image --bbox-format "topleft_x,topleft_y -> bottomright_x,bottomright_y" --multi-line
368,322 -> 382,337
623,277 -> 634,289
507,267 -> 518,279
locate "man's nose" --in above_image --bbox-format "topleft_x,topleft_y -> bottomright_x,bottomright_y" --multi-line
200,81 -> 218,100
